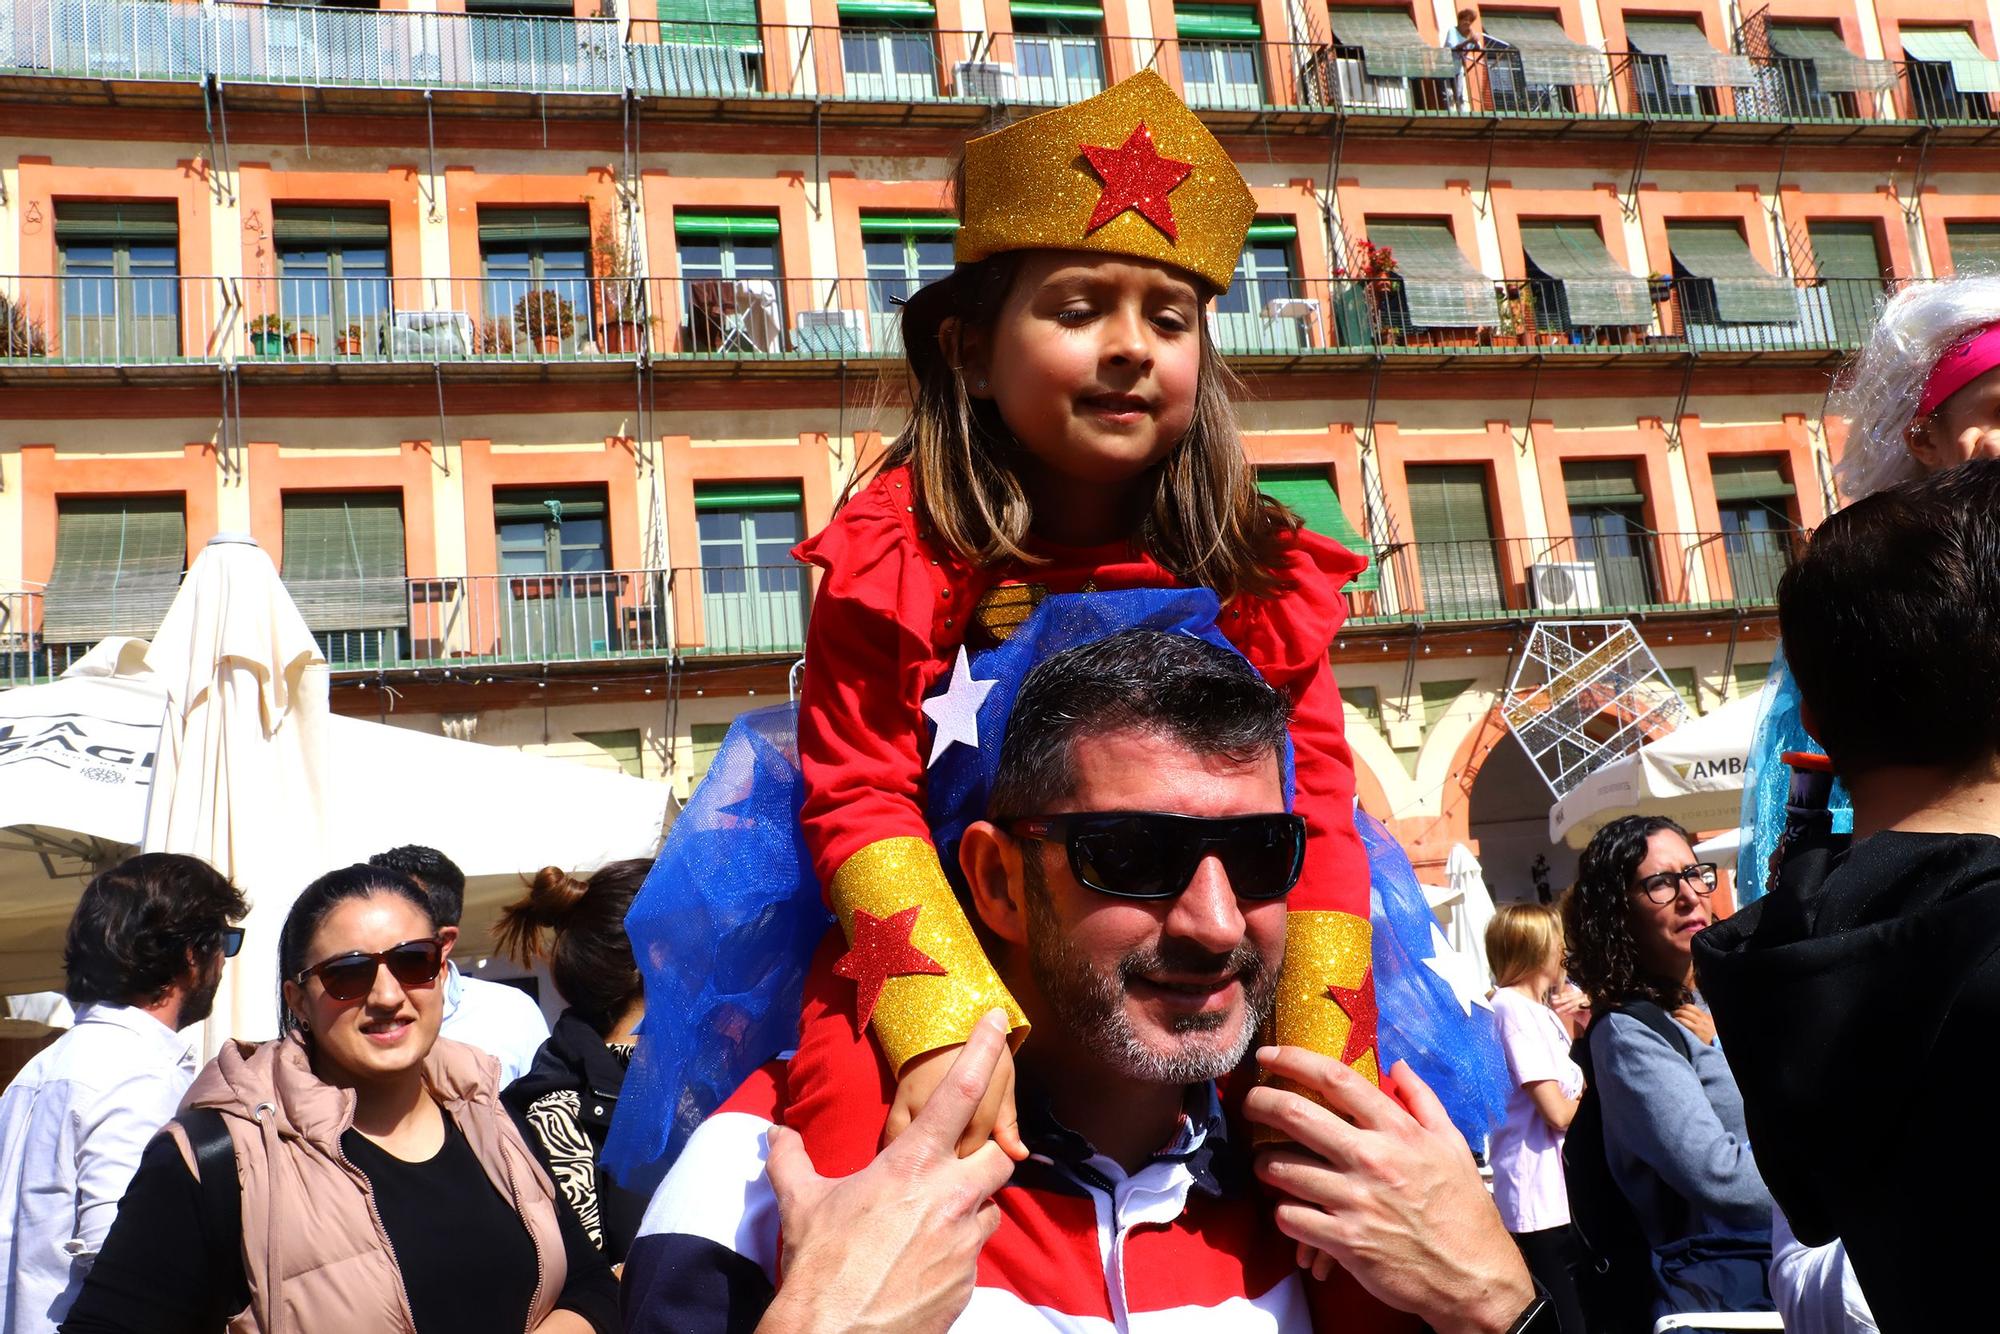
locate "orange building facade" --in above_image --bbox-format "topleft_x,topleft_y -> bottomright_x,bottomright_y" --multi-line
1,0 -> 1996,911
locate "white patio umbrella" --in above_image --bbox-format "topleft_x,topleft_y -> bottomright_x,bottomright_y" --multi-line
1444,843 -> 1496,989
141,534 -> 332,1047
1548,691 -> 1763,849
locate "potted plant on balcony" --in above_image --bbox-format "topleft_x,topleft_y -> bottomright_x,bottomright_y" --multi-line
478,317 -> 519,356
1344,239 -> 1402,347
513,289 -> 577,355
592,214 -> 644,355
338,322 -> 365,356
0,294 -> 48,358
248,313 -> 293,357
294,327 -> 319,357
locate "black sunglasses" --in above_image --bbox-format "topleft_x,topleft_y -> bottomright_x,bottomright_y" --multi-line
293,937 -> 447,1003
1009,811 -> 1306,901
221,927 -> 244,959
1635,863 -> 1719,904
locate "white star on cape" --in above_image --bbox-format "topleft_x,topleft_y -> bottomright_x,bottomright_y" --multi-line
922,647 -> 998,767
1422,921 -> 1494,1018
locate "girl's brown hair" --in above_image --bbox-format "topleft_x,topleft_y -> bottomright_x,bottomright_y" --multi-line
880,159 -> 1298,603
494,858 -> 650,1037
1485,901 -> 1563,990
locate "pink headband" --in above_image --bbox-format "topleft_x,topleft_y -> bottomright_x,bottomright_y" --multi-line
1917,320 -> 2000,418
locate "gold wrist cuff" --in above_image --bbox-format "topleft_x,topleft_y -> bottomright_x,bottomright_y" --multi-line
830,837 -> 1029,1072
1260,910 -> 1377,1138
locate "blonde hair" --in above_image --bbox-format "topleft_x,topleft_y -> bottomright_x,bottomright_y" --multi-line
1485,901 -> 1563,990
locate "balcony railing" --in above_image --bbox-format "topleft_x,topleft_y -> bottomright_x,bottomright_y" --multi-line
1348,529 -> 1809,626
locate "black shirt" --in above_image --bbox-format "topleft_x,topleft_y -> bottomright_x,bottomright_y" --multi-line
61,1112 -> 618,1334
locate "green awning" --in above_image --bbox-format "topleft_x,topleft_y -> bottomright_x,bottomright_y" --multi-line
1246,219 -> 1298,242
860,214 -> 959,235
695,482 -> 804,510
41,498 -> 186,642
1710,455 -> 1794,501
1520,221 -> 1650,326
1948,222 -> 2000,274
271,207 -> 391,246
1260,469 -> 1377,593
1562,459 -> 1646,509
674,212 -> 782,238
1806,222 -> 1884,280
656,0 -> 759,36
1901,28 -> 2000,94
1366,220 -> 1500,329
1766,24 -> 1896,94
1667,223 -> 1798,324
1622,18 -> 1751,88
1010,0 -> 1101,18
1478,13 -> 1607,90
836,0 -> 936,18
477,207 -> 591,244
1328,8 -> 1456,80
281,493 -> 408,633
53,201 -> 178,241
1175,4 -> 1258,40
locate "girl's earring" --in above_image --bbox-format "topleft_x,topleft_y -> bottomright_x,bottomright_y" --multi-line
975,377 -> 988,390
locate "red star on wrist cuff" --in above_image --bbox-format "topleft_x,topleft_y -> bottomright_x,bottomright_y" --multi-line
1324,967 -> 1379,1067
834,906 -> 949,1030
1081,122 -> 1194,241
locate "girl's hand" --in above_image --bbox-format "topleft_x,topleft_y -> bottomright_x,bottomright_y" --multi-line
1673,1004 -> 1717,1047
884,1041 -> 1028,1162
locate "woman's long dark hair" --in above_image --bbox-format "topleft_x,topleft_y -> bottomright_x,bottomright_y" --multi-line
278,864 -> 435,1036
493,859 -> 648,1038
1561,814 -> 1696,1011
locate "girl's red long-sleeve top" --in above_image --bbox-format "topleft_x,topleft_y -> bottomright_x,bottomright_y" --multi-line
785,465 -> 1375,1179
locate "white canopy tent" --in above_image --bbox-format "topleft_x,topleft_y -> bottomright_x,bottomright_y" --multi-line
1548,690 -> 1762,849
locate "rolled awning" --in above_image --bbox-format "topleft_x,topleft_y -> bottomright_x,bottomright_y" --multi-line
1478,13 -> 1607,90
1668,223 -> 1798,324
1901,28 -> 2000,94
1622,18 -> 1752,88
1328,9 -> 1457,81
1766,24 -> 1896,94
1367,220 -> 1501,329
1520,222 -> 1650,326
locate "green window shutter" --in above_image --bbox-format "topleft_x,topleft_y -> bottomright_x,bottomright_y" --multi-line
1732,660 -> 1772,698
1667,222 -> 1798,324
1406,464 -> 1495,543
1806,222 -> 1884,279
1520,221 -> 1650,326
1366,219 -> 1500,328
1175,3 -> 1259,39
673,212 -> 783,239
1900,29 -> 2000,93
281,493 -> 408,633
1328,9 -> 1457,80
1420,679 -> 1473,732
577,728 -> 645,778
689,721 -> 732,789
1341,685 -> 1383,731
859,214 -> 959,236
493,487 -> 609,521
836,0 -> 936,18
41,497 -> 187,642
656,0 -> 759,30
1947,222 -> 2000,275
1245,220 -> 1298,242
1665,665 -> 1702,716
1622,18 -> 1752,87
1766,24 -> 1896,93
270,207 -> 392,246
53,201 -> 178,241
1011,0 -> 1102,18
1477,13 -> 1608,89
477,207 -> 592,245
1259,468 -> 1377,593
1562,459 -> 1646,508
1710,455 -> 1794,501
695,482 -> 804,510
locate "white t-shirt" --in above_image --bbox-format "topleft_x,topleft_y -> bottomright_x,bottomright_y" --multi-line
1488,987 -> 1584,1233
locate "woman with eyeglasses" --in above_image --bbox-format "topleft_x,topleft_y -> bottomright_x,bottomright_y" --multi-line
1560,814 -> 1773,1329
59,864 -> 618,1334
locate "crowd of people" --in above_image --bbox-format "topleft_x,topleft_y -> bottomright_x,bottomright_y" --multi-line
1,64 -> 1998,1334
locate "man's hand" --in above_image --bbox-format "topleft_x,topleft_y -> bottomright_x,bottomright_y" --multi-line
1673,1004 -> 1717,1047
885,1039 -> 1028,1161
1244,1047 -> 1536,1334
758,1010 -> 1019,1334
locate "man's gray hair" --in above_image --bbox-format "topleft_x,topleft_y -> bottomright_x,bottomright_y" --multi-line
986,628 -> 1291,822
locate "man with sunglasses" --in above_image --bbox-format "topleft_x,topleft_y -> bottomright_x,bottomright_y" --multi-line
0,853 -> 246,1333
629,629 -> 1542,1333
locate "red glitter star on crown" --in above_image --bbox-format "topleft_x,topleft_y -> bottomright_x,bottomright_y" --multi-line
1081,123 -> 1194,242
1324,967 -> 1379,1068
834,906 -> 949,1030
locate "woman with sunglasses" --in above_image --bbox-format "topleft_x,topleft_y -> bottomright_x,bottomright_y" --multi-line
59,864 -> 618,1334
1560,814 -> 1773,1328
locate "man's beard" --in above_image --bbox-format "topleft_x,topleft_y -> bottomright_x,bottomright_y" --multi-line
177,958 -> 224,1029
1022,857 -> 1278,1085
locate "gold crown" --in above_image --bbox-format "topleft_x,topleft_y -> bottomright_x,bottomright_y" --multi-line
954,70 -> 1255,294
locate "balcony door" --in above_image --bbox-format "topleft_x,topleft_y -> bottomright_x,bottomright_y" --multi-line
1711,457 -> 1795,605
676,213 -> 783,353
479,207 -> 591,355
282,491 -> 408,666
1011,6 -> 1104,104
56,201 -> 180,363
1806,221 -> 1888,346
838,1 -> 938,100
862,216 -> 955,356
695,485 -> 806,655
1175,2 -> 1262,109
495,486 -> 614,661
465,0 -> 580,84
1212,221 -> 1304,353
273,206 -> 392,358
1562,459 -> 1655,609
1405,463 -> 1503,618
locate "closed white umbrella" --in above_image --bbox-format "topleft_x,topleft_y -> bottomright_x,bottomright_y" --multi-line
141,534 -> 332,1047
1548,691 -> 1762,849
1444,844 -> 1497,989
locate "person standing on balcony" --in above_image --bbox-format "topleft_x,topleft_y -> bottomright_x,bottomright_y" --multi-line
368,845 -> 550,1085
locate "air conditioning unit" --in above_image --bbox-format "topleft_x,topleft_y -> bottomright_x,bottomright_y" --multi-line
795,308 -> 867,356
954,59 -> 1014,100
1528,561 -> 1602,613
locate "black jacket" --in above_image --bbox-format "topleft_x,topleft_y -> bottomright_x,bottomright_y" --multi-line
1694,828 -> 2000,1333
502,1009 -> 649,1265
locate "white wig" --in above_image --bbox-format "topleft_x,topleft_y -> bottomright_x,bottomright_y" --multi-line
1829,275 -> 2000,502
